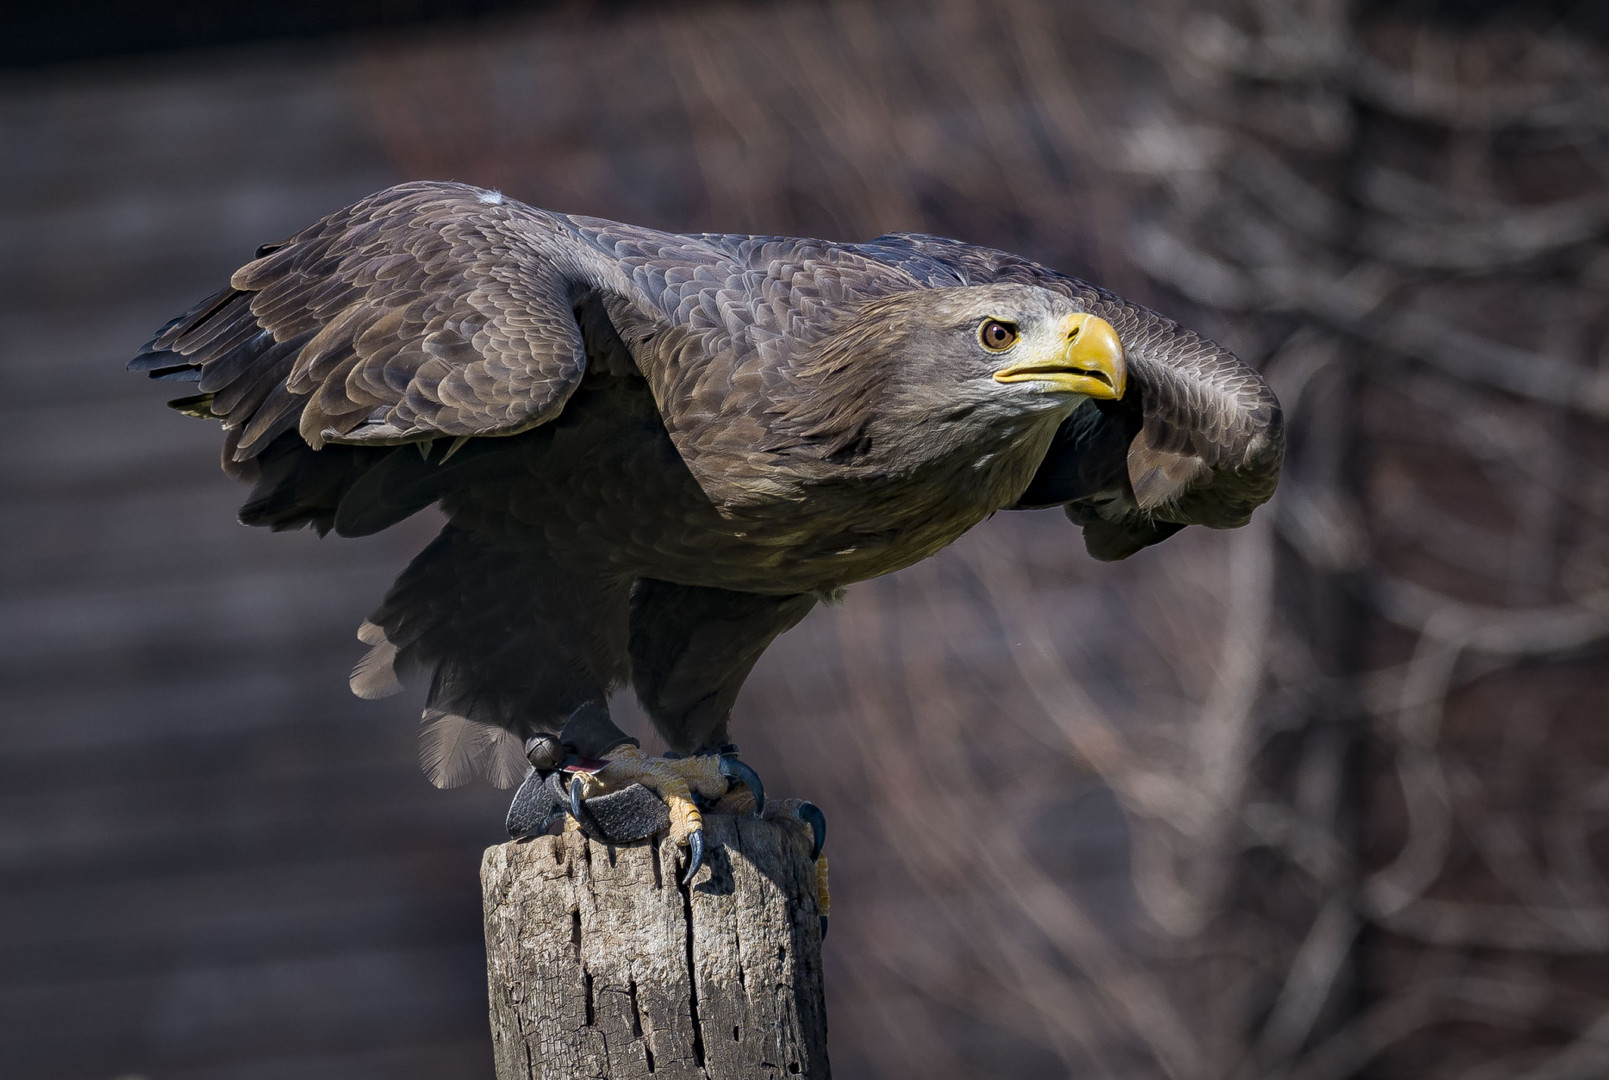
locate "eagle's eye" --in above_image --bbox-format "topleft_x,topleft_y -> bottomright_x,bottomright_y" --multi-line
978,319 -> 1019,351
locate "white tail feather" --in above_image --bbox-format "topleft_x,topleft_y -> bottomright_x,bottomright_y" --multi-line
350,622 -> 403,699
420,710 -> 526,789
484,729 -> 530,790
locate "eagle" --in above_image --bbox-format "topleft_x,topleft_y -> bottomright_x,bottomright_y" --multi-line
132,181 -> 1282,884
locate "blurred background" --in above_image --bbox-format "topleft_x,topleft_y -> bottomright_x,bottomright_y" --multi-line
4,1 -> 1609,1077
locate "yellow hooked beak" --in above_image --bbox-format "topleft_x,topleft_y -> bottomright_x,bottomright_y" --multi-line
992,313 -> 1126,400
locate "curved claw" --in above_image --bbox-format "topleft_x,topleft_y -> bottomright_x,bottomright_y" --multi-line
718,755 -> 765,817
820,916 -> 829,940
681,829 -> 705,886
795,801 -> 827,860
569,775 -> 587,822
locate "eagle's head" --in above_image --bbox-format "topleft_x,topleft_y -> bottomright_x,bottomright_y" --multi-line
777,283 -> 1127,465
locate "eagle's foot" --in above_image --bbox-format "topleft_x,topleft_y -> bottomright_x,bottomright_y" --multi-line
503,745 -> 822,902
564,746 -> 765,885
762,797 -> 831,937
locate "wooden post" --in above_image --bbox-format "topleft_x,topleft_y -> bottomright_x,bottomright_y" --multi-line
482,814 -> 830,1079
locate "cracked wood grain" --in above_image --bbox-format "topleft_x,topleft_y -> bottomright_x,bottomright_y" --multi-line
482,815 -> 829,1079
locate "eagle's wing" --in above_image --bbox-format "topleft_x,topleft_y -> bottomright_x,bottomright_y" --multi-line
131,182 -> 920,504
133,183 -> 643,467
857,233 -> 1284,559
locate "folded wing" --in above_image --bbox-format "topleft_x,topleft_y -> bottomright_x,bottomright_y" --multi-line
129,182 -> 648,472
858,233 -> 1284,559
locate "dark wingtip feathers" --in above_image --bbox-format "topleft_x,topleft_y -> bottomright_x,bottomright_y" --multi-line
129,287 -> 244,381
128,340 -> 198,380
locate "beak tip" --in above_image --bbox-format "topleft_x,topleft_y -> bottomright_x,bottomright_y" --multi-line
1070,313 -> 1126,400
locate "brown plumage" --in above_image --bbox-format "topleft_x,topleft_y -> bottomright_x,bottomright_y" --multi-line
132,181 -> 1282,788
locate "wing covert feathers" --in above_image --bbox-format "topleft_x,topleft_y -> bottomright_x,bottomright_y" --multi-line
129,182 -> 620,466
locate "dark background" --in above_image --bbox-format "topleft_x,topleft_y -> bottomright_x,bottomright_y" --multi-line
4,2 -> 1608,1078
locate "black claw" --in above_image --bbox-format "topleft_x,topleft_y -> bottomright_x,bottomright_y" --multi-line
820,916 -> 829,940
569,775 -> 587,821
682,829 -> 705,886
718,755 -> 765,817
796,801 -> 827,860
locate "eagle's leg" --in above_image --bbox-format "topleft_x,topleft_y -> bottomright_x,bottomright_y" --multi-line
627,579 -> 816,749
547,580 -> 822,883
608,579 -> 819,882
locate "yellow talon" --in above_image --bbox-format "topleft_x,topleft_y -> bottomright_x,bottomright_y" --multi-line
663,783 -> 702,848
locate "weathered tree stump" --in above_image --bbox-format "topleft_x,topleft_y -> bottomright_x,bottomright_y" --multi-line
482,814 -> 829,1079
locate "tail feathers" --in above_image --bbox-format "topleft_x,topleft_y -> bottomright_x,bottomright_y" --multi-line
419,709 -> 528,790
350,621 -> 404,699
353,620 -> 529,790
363,523 -> 622,790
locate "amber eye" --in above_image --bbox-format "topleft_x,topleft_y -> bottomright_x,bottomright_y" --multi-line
979,319 -> 1019,351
